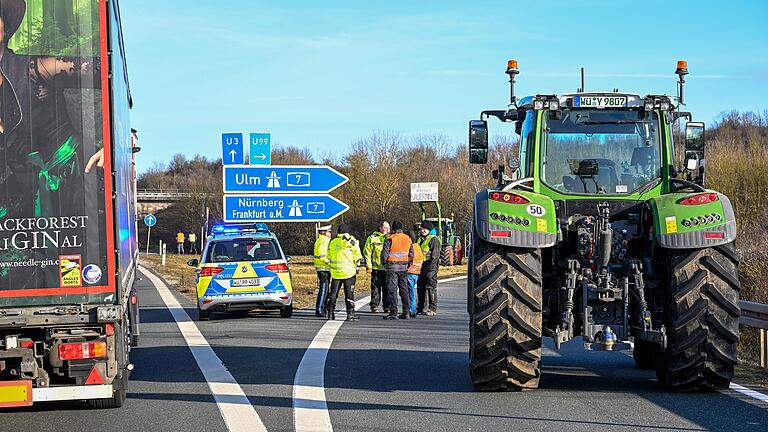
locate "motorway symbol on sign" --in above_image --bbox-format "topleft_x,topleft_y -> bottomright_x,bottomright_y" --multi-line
222,133 -> 244,165
144,214 -> 157,227
223,194 -> 349,223
249,133 -> 272,165
223,165 -> 349,194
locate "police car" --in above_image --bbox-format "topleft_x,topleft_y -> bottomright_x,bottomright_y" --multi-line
187,223 -> 293,320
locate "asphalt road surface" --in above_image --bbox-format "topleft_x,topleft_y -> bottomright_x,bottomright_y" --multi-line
2,268 -> 767,431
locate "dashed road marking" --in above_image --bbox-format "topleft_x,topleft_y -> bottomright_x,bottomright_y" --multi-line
730,382 -> 768,404
143,268 -> 268,432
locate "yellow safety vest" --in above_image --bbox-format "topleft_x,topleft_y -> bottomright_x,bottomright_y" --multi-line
363,231 -> 386,270
328,234 -> 362,280
418,234 -> 438,260
313,235 -> 331,271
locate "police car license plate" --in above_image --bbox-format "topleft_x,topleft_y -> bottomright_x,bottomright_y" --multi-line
232,278 -> 259,287
575,96 -> 627,108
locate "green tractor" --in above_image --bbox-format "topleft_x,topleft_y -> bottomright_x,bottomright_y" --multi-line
418,202 -> 463,266
467,60 -> 740,392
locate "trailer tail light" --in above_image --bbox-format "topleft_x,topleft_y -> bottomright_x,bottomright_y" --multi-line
265,263 -> 289,273
58,341 -> 107,361
704,232 -> 725,239
199,267 -> 224,277
678,193 -> 718,206
490,192 -> 530,205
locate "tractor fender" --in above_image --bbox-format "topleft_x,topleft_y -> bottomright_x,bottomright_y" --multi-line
473,189 -> 557,248
649,191 -> 737,249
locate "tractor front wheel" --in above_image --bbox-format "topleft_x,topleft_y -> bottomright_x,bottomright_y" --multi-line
656,243 -> 740,390
469,236 -> 542,391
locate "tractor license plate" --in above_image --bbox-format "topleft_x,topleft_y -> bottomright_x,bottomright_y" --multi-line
0,381 -> 33,408
232,278 -> 260,287
574,96 -> 627,108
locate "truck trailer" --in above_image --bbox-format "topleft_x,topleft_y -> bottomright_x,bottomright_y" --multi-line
0,0 -> 137,408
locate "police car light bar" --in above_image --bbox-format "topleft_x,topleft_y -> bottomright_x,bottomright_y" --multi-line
211,223 -> 270,236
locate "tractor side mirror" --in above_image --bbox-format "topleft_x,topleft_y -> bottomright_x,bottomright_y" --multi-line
468,120 -> 489,164
508,159 -> 520,174
685,122 -> 706,185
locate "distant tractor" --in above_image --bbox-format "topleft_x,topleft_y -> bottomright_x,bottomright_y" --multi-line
425,217 -> 462,266
466,59 -> 740,392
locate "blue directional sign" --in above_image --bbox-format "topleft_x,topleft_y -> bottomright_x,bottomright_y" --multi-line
143,214 -> 157,227
223,165 -> 349,194
222,133 -> 244,165
249,133 -> 272,165
223,195 -> 349,223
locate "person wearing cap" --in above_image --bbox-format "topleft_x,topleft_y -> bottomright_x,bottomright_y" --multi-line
363,221 -> 390,312
313,225 -> 333,317
326,224 -> 363,321
406,230 -> 423,318
380,221 -> 413,320
417,220 -> 441,316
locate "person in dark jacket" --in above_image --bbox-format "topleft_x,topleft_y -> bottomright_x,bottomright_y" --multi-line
380,220 -> 413,320
416,220 -> 441,316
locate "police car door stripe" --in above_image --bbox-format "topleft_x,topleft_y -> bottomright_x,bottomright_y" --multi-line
143,269 -> 268,432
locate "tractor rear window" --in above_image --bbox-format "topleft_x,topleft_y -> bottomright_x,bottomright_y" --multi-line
205,239 -> 281,263
542,110 -> 661,195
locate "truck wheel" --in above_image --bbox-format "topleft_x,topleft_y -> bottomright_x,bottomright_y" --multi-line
198,308 -> 210,321
90,375 -> 127,409
656,243 -> 740,390
469,237 -> 542,391
633,339 -> 659,370
440,245 -> 455,267
280,304 -> 294,318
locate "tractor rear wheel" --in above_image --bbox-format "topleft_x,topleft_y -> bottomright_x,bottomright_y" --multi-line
469,236 -> 542,391
440,245 -> 455,267
656,243 -> 740,390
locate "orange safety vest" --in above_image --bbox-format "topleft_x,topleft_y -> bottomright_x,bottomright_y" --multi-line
386,233 -> 412,262
408,243 -> 424,275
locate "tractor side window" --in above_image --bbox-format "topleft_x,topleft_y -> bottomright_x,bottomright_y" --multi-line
518,110 -> 536,177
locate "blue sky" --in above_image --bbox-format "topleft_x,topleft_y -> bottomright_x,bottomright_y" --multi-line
121,0 -> 768,172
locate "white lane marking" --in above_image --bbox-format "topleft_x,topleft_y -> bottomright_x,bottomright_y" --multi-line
730,382 -> 768,404
142,268 -> 268,432
293,275 -> 466,432
439,275 -> 468,284
293,295 -> 370,432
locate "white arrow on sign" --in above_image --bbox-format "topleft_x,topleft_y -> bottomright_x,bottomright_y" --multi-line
253,153 -> 267,161
229,149 -> 238,163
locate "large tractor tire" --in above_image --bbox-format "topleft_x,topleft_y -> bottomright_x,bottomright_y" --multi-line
440,244 -> 455,267
656,243 -> 740,391
469,237 -> 542,391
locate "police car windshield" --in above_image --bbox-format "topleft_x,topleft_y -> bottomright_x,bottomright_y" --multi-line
204,239 -> 281,263
542,109 -> 661,195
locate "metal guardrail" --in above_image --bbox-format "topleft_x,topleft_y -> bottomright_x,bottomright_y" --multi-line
137,189 -> 195,202
739,300 -> 768,368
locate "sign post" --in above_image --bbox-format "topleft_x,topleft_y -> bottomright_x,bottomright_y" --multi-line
144,214 -> 157,254
410,182 -> 439,202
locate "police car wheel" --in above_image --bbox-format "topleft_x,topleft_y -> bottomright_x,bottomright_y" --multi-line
198,308 -> 211,321
280,305 -> 293,318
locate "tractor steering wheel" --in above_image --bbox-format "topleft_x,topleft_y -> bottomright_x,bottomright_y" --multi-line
669,178 -> 706,193
502,177 -> 534,192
